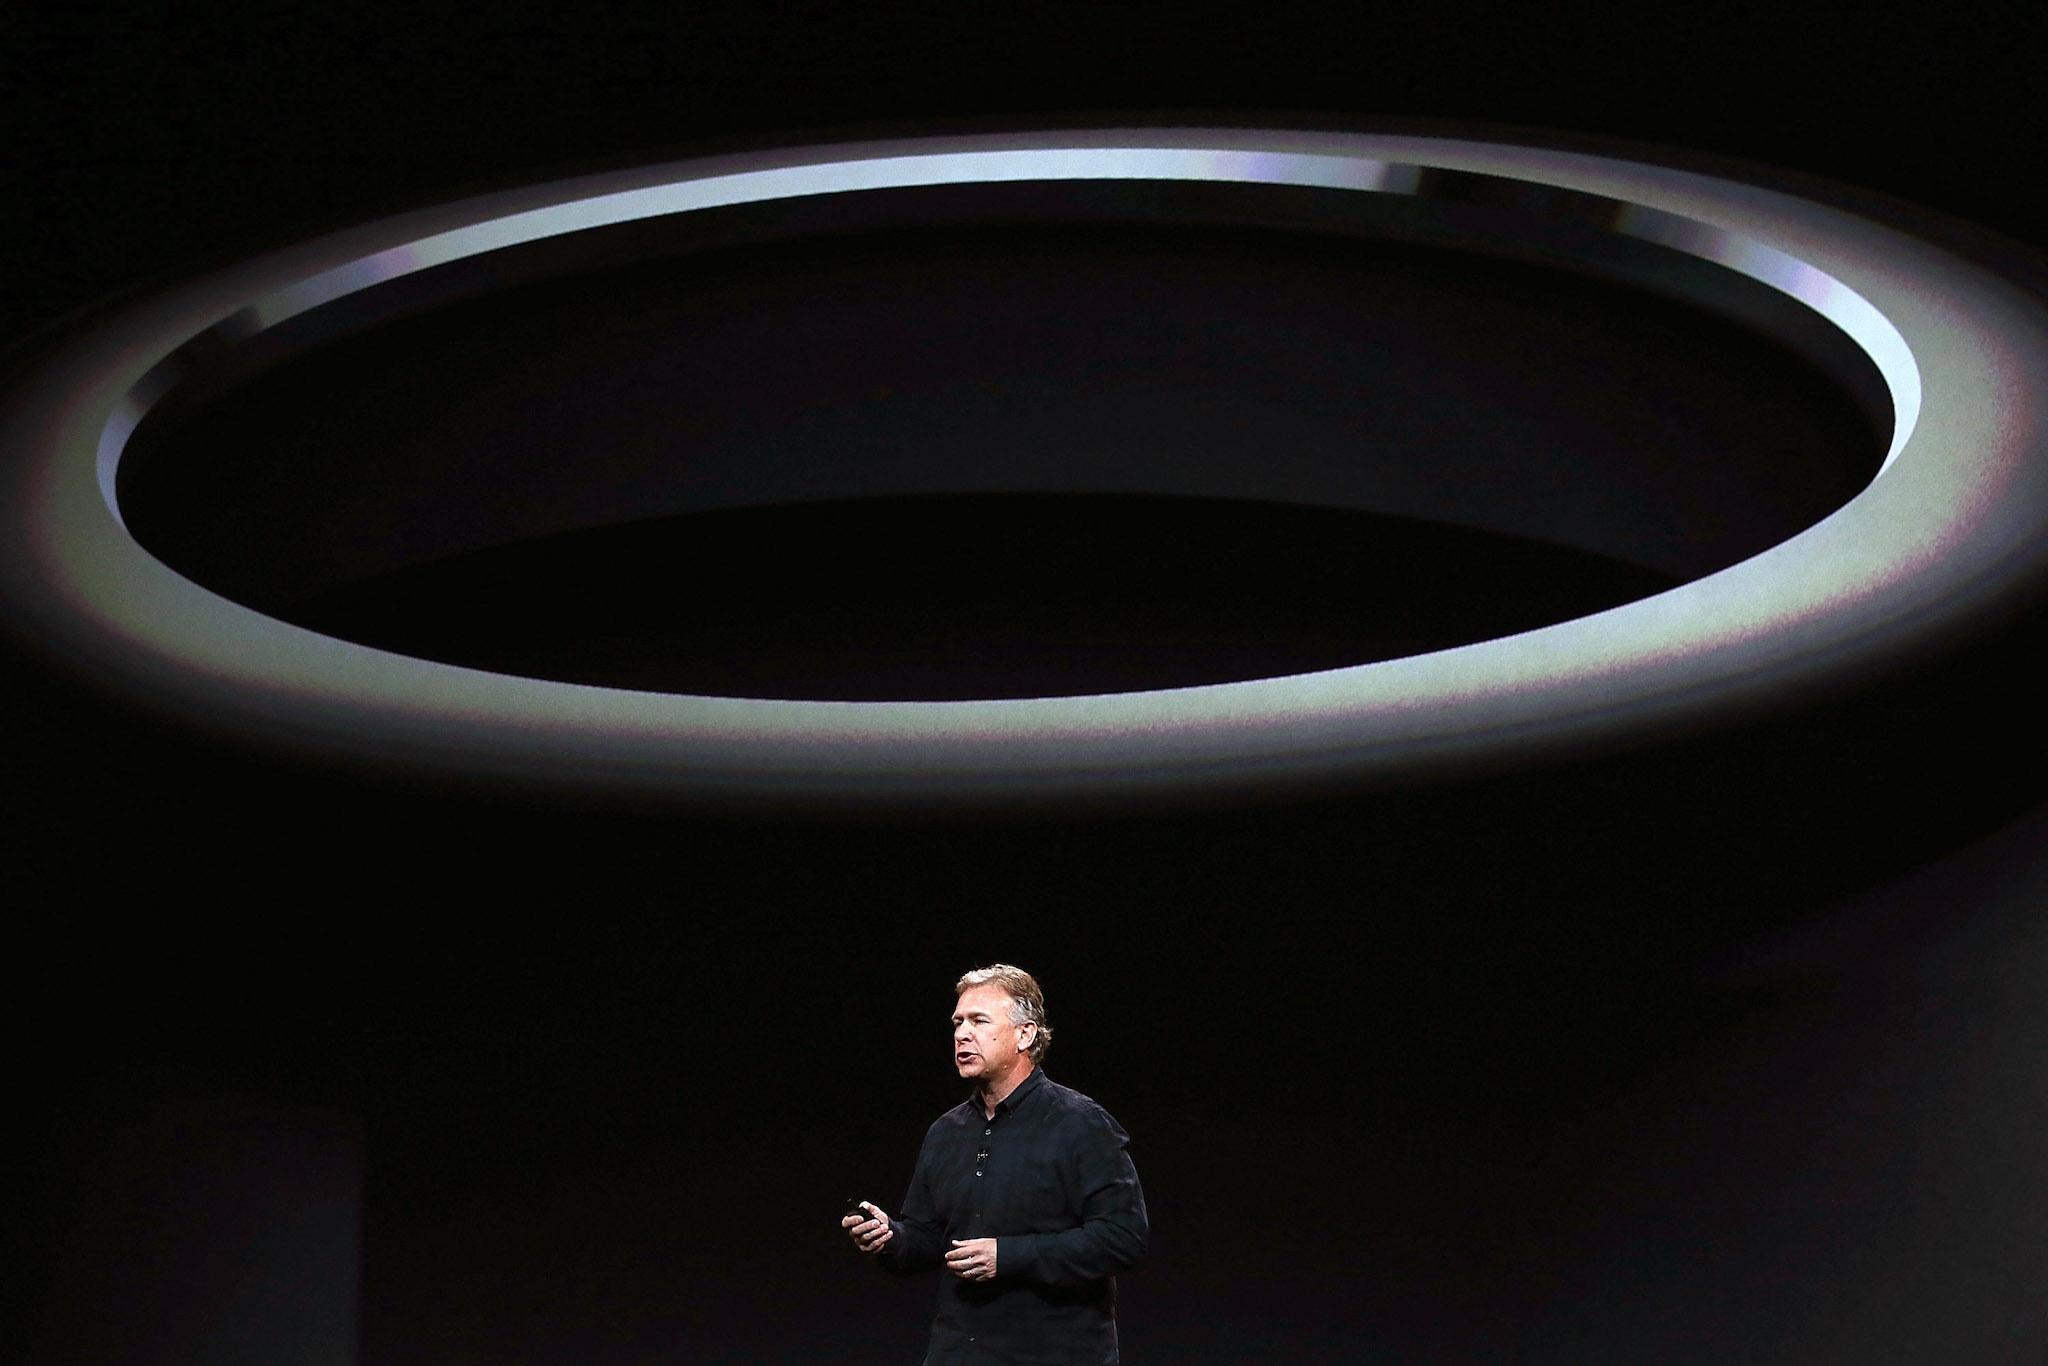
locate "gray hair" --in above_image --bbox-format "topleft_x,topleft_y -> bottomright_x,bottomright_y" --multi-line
955,963 -> 1053,1061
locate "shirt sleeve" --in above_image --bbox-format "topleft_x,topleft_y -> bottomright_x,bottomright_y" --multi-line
883,1125 -> 948,1276
997,1104 -> 1149,1287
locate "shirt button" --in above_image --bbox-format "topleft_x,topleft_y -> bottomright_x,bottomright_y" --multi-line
983,1127 -> 992,1135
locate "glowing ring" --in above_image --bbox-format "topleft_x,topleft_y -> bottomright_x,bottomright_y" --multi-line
3,129 -> 2045,809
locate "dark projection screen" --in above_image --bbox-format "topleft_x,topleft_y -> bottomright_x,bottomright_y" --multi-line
8,12 -> 2048,1365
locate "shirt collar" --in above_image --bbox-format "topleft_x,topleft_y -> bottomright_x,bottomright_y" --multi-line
977,1064 -> 1046,1118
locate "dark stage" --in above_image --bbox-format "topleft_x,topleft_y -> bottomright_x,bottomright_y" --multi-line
8,6 -> 2048,1363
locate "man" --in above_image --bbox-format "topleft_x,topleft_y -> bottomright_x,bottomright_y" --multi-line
843,963 -> 1149,1364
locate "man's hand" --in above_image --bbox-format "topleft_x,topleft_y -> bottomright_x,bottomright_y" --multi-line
945,1237 -> 998,1281
841,1202 -> 894,1255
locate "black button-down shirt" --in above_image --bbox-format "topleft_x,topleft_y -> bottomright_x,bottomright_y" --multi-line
885,1069 -> 1148,1364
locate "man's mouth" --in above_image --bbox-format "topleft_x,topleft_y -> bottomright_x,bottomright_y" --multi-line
956,1051 -> 978,1065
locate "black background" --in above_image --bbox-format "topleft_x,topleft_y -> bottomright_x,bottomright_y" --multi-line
8,4 -> 2048,1363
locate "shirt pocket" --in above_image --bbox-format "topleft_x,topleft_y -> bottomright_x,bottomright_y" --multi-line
1014,1166 -> 1072,1230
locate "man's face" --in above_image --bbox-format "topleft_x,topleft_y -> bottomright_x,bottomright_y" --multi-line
953,984 -> 1033,1086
